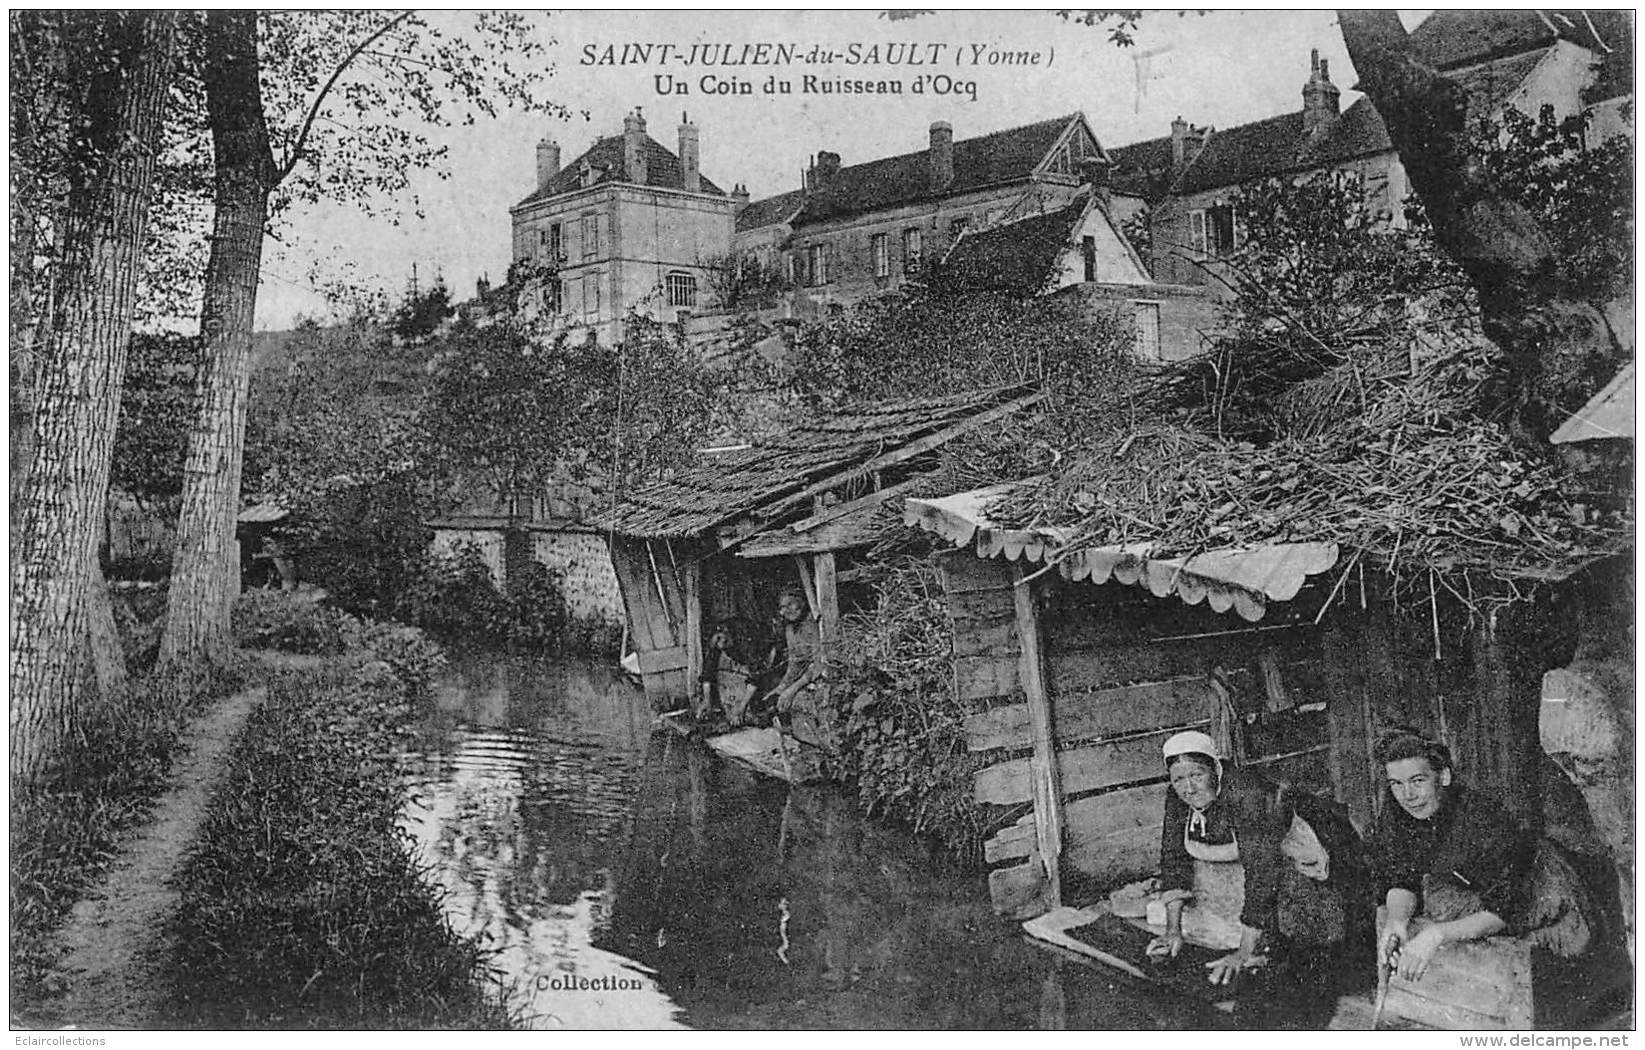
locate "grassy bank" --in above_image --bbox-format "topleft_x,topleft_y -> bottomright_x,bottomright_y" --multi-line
164,622 -> 514,1029
10,670 -> 236,1010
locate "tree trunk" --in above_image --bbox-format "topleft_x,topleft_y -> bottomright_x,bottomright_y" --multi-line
158,11 -> 278,680
1336,10 -> 1623,439
9,12 -> 177,782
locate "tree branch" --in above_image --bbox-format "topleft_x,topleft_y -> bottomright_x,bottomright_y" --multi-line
275,10 -> 413,183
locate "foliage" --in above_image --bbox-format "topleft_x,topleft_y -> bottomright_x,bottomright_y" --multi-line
1475,104 -> 1634,304
398,541 -> 586,655
110,332 -> 199,508
232,590 -> 346,655
10,674 -> 224,1014
821,554 -> 990,861
784,282 -> 1137,450
419,313 -> 726,505
701,251 -> 795,312
389,273 -> 455,344
165,651 -> 509,1028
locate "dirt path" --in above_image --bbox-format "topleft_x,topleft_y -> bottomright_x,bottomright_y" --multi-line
34,657 -> 321,1029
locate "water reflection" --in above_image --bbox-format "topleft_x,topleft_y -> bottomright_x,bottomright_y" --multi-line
400,655 -> 1232,1031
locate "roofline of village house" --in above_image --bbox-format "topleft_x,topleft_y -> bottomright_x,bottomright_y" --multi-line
510,179 -> 734,218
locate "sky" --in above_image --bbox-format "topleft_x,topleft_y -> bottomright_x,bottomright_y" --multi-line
254,9 -> 1428,331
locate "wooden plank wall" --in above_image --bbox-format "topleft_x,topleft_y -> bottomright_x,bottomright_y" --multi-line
947,551 -> 1340,917
608,536 -> 690,705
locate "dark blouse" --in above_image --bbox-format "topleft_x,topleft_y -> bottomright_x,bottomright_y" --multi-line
1367,782 -> 1533,930
1159,766 -> 1293,934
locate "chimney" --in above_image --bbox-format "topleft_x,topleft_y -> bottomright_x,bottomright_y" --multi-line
536,136 -> 561,191
805,151 -> 841,191
623,107 -> 648,184
732,182 -> 750,215
928,121 -> 953,192
1170,116 -> 1207,176
678,111 -> 700,193
1302,49 -> 1341,140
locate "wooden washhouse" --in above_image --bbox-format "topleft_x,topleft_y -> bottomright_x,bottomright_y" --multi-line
903,484 -> 1627,1029
589,386 -> 1046,716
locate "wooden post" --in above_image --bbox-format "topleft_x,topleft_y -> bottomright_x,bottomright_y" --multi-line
814,551 -> 839,646
683,553 -> 702,703
1013,562 -> 1063,908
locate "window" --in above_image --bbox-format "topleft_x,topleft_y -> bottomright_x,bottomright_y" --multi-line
582,273 -> 602,317
666,271 -> 697,308
786,252 -> 799,285
581,214 -> 600,259
1082,235 -> 1097,283
903,228 -> 923,272
872,233 -> 889,278
1189,204 -> 1236,256
544,278 -> 563,314
540,222 -> 563,262
949,216 -> 969,241
807,244 -> 828,286
1133,301 -> 1161,360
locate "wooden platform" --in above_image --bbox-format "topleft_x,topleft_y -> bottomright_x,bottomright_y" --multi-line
654,712 -> 820,784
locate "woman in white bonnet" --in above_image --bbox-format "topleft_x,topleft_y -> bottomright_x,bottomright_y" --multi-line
1148,729 -> 1374,1025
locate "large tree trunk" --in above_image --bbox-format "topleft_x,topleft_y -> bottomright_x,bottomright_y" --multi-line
1337,11 -> 1624,440
9,12 -> 176,782
158,11 -> 278,680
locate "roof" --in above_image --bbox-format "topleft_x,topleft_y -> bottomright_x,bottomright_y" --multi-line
589,385 -> 1044,539
735,188 -> 805,233
1409,9 -> 1617,69
1107,98 -> 1393,199
939,196 -> 1089,293
515,133 -> 726,209
778,114 -> 1082,226
237,500 -> 287,525
904,484 -> 1340,622
1551,361 -> 1636,443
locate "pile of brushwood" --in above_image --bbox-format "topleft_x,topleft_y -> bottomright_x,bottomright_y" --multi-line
988,173 -> 1631,604
821,548 -> 1010,862
165,622 -> 514,1029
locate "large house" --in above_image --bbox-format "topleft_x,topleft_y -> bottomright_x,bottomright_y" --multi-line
508,108 -> 740,343
1110,14 -> 1633,292
735,114 -> 1108,317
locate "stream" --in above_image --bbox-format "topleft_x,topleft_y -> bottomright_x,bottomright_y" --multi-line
398,654 -> 1230,1030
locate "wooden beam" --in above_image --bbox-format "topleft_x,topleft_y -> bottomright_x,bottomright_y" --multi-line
683,555 -> 702,703
964,676 -> 1217,752
789,476 -> 921,533
1013,561 -> 1063,910
815,550 -> 839,648
792,555 -> 819,618
761,389 -> 1049,519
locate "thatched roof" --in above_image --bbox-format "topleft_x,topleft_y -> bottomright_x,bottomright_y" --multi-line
590,384 -> 1044,539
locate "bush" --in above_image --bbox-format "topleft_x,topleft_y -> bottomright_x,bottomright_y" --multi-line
401,543 -> 511,642
232,590 -> 347,654
166,631 -> 509,1029
821,555 -> 991,862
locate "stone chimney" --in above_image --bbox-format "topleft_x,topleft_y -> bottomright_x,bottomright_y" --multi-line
1302,49 -> 1341,141
678,112 -> 700,193
732,182 -> 750,215
623,107 -> 648,184
805,151 -> 842,191
928,121 -> 954,192
536,136 -> 561,191
1170,116 -> 1208,176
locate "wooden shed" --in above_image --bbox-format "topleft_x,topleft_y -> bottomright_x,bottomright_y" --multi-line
588,386 -> 1045,710
902,485 -> 1587,924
